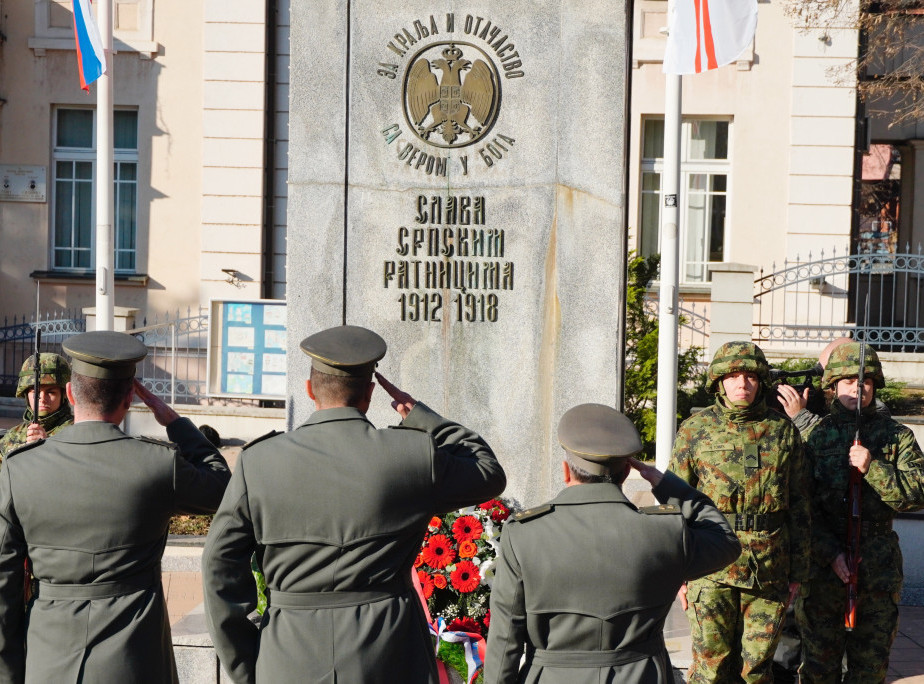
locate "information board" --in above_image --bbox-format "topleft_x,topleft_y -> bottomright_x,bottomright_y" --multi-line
208,299 -> 286,399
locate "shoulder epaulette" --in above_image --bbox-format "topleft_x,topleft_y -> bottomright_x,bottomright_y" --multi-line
4,439 -> 46,460
512,503 -> 553,522
639,503 -> 681,515
242,430 -> 280,450
137,436 -> 174,448
388,424 -> 427,433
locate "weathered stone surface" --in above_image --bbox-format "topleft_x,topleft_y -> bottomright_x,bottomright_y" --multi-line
288,1 -> 628,507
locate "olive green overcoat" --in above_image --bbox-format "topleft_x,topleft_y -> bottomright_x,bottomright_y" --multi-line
483,472 -> 740,684
0,418 -> 231,683
202,402 -> 505,684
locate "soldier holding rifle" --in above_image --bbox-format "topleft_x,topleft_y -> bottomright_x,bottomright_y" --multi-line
797,343 -> 924,683
0,333 -> 73,460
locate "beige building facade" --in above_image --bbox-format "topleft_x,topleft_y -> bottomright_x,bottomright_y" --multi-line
0,0 -> 287,324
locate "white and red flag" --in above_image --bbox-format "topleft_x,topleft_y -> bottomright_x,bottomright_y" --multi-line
71,0 -> 106,91
663,0 -> 758,75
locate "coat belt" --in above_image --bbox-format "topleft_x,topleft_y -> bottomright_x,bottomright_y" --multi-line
266,577 -> 408,609
34,564 -> 161,600
531,635 -> 665,667
724,511 -> 786,532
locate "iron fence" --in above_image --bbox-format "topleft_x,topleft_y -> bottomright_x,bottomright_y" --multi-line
0,310 -> 85,394
754,245 -> 924,351
643,294 -> 711,365
0,308 -> 264,406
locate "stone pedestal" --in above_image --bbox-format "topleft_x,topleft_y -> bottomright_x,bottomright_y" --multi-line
706,262 -> 757,359
287,1 -> 629,506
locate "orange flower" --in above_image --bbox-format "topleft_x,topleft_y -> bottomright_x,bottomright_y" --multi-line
429,516 -> 442,529
452,515 -> 483,543
421,534 -> 456,569
450,560 -> 481,593
433,574 -> 448,589
458,540 -> 478,558
417,570 -> 434,599
413,554 -> 424,568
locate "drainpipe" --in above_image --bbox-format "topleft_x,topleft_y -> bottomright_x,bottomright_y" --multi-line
261,0 -> 279,300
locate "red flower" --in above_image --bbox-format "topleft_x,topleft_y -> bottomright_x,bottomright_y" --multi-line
413,553 -> 424,568
433,574 -> 448,589
452,515 -> 483,543
458,540 -> 478,558
417,571 -> 434,599
448,616 -> 482,635
450,560 -> 481,593
479,499 -> 510,522
490,504 -> 510,523
484,609 -> 491,629
429,516 -> 442,529
422,534 -> 456,569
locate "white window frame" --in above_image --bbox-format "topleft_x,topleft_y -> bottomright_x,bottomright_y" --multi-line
51,107 -> 139,274
639,117 -> 733,284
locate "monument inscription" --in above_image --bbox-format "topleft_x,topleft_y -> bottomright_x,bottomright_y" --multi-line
383,194 -> 514,323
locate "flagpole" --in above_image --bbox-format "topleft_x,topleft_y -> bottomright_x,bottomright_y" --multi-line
95,0 -> 114,331
655,23 -> 682,471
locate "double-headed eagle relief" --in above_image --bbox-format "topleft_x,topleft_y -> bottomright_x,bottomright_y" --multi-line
404,42 -> 500,148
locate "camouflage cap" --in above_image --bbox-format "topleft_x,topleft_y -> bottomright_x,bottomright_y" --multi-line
707,341 -> 770,393
16,353 -> 71,398
822,341 -> 885,390
299,325 -> 386,377
557,403 -> 642,476
63,331 -> 148,380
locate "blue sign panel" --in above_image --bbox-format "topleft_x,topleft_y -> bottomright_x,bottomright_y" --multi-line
220,301 -> 286,397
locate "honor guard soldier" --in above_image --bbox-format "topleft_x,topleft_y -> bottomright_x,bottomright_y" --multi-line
202,325 -> 505,684
0,354 -> 73,460
669,341 -> 812,684
0,330 -> 231,682
797,343 -> 924,683
484,404 -> 740,684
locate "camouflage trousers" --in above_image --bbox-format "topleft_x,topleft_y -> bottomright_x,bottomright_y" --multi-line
796,569 -> 899,684
685,579 -> 788,684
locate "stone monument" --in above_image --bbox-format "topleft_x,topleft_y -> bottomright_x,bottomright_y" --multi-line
287,1 -> 629,506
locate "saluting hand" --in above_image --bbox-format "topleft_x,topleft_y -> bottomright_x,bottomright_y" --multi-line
776,384 -> 809,420
133,379 -> 180,426
374,372 -> 417,419
628,457 -> 664,488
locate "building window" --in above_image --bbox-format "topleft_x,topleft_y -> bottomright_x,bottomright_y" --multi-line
639,118 -> 730,283
52,108 -> 138,272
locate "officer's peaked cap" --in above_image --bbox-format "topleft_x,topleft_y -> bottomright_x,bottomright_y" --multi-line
63,331 -> 147,380
557,403 -> 642,475
299,325 -> 386,377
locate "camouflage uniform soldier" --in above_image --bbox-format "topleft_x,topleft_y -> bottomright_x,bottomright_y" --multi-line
797,343 -> 924,684
0,353 -> 73,460
669,341 -> 812,683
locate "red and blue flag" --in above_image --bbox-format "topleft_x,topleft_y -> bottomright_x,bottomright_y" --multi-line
71,0 -> 106,91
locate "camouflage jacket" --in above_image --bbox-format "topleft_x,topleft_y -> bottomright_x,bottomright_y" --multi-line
669,395 -> 811,588
803,400 -> 924,592
0,405 -> 73,461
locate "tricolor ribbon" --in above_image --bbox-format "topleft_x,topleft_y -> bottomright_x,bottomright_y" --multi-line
413,570 -> 487,684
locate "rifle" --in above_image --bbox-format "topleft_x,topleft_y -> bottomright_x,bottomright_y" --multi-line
845,295 -> 870,631
31,328 -> 42,423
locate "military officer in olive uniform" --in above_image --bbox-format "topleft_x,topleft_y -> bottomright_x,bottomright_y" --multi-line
669,341 -> 812,684
797,343 -> 924,683
0,331 -> 231,683
484,404 -> 740,684
0,353 -> 73,460
202,325 -> 505,684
